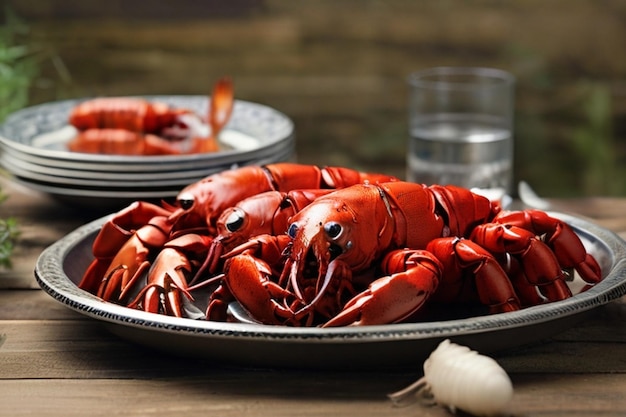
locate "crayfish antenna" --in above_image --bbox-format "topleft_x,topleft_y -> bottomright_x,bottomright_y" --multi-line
187,273 -> 225,292
291,259 -> 341,321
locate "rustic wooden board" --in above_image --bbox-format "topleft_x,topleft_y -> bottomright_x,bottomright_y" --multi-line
0,289 -> 81,319
0,369 -> 625,417
1,143 -> 626,416
1,298 -> 625,377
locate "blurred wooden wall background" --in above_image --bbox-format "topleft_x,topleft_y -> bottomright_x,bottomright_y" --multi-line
4,0 -> 626,196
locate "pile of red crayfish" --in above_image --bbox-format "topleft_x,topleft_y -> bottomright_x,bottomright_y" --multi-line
67,77 -> 234,155
78,163 -> 603,327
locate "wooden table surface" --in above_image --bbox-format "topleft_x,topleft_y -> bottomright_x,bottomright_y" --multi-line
1,176 -> 625,417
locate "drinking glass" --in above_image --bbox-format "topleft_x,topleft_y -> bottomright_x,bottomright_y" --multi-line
407,67 -> 515,192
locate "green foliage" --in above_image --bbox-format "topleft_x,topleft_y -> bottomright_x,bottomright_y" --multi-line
0,7 -> 30,266
0,7 -> 40,123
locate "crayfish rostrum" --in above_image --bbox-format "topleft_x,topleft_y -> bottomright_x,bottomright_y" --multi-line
77,163 -> 602,327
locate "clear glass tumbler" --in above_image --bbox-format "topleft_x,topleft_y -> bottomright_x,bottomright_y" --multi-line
407,67 -> 515,193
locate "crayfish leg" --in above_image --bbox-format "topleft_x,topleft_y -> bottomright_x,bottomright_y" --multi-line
427,238 -> 521,314
99,260 -> 151,303
323,249 -> 442,327
493,210 -> 602,284
220,253 -> 295,325
206,283 -> 233,322
78,258 -> 112,295
470,223 -> 573,303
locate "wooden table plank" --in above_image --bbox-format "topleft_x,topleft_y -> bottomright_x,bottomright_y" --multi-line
0,373 -> 625,417
509,373 -> 626,416
1,299 -> 625,379
1,174 -> 626,416
0,378 -> 435,417
0,290 -> 81,320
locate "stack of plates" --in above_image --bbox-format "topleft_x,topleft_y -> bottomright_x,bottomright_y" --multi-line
0,96 -> 295,210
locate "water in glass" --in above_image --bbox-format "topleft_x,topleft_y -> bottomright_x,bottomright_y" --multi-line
407,113 -> 512,191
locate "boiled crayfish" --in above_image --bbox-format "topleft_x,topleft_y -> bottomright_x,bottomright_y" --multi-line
208,181 -> 602,326
77,163 -> 398,315
77,164 -> 603,327
67,77 -> 234,155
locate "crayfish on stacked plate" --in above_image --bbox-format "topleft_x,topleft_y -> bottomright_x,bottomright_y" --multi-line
78,163 -> 603,327
67,77 -> 234,155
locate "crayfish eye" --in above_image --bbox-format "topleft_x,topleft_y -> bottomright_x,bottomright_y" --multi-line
324,222 -> 342,240
177,192 -> 195,210
287,223 -> 298,239
225,209 -> 245,232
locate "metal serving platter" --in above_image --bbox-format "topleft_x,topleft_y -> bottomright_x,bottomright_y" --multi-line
35,212 -> 626,370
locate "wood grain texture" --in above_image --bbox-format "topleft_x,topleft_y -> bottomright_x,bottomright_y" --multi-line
1,167 -> 626,416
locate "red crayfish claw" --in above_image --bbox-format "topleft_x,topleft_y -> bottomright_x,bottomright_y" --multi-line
206,234 -> 297,324
127,233 -> 212,317
490,209 -> 602,285
80,213 -> 175,302
322,249 -> 443,327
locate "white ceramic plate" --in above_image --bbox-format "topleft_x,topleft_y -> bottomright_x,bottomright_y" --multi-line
0,145 -> 295,189
0,96 -> 294,169
35,212 -> 626,370
0,96 -> 295,210
0,133 -> 295,173
7,147 -> 296,212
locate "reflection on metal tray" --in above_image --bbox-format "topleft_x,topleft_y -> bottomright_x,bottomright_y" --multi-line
35,211 -> 626,370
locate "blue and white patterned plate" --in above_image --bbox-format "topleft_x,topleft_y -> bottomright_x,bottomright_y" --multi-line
35,211 -> 626,370
0,97 -> 295,209
0,96 -> 294,167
